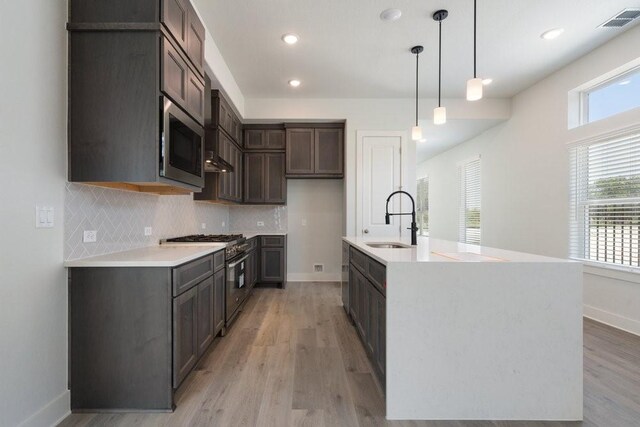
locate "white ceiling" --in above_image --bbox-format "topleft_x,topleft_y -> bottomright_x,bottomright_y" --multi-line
194,0 -> 640,99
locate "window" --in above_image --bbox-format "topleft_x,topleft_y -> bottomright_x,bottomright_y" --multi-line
570,130 -> 640,269
582,66 -> 640,124
459,157 -> 481,245
416,177 -> 429,236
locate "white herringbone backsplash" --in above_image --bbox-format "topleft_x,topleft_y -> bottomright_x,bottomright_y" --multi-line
228,205 -> 288,233
64,183 -> 229,260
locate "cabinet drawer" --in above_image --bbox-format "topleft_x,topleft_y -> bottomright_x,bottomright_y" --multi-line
261,235 -> 285,247
349,247 -> 367,275
213,249 -> 225,272
173,255 -> 214,296
367,258 -> 386,295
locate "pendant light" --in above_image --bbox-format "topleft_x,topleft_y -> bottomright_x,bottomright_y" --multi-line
410,45 -> 424,141
433,10 -> 448,125
466,0 -> 483,101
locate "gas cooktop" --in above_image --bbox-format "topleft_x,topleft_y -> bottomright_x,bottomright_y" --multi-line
163,234 -> 244,243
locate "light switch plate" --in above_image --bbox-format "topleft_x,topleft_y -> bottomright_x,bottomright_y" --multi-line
35,206 -> 54,228
201,223 -> 207,230
144,227 -> 152,236
83,230 -> 97,243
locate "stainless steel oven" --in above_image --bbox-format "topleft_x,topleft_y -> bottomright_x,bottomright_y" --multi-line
160,97 -> 204,188
226,252 -> 249,323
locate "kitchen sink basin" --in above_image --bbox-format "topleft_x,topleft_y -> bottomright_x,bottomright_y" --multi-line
366,242 -> 412,249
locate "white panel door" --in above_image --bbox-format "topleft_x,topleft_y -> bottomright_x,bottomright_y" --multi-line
358,131 -> 403,238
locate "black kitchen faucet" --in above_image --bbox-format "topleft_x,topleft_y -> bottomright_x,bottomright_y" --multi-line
385,191 -> 418,246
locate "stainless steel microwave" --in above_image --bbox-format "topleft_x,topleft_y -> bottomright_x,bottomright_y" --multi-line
160,97 -> 205,188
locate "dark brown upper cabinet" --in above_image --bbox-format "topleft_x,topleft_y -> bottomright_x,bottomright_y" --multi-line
244,152 -> 286,205
162,38 -> 204,124
67,0 -> 206,195
162,0 -> 204,76
243,126 -> 286,151
286,128 -> 315,174
212,91 -> 242,146
285,124 -> 344,178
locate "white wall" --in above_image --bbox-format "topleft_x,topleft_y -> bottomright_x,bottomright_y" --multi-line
419,24 -> 640,335
286,180 -> 343,281
0,1 -> 70,426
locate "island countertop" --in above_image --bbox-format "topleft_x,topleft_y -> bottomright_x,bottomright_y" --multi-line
342,235 -> 573,266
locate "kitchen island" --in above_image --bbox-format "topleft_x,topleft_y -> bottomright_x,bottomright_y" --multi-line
342,236 -> 583,421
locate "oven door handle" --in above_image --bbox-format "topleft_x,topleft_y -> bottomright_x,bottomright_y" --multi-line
227,254 -> 249,269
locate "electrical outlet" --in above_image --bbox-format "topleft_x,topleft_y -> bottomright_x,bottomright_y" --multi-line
144,226 -> 152,236
83,230 -> 97,243
257,221 -> 265,227
313,264 -> 324,273
201,223 -> 207,230
222,221 -> 225,228
301,218 -> 307,226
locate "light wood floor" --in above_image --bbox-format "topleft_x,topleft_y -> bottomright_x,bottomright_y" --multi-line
59,282 -> 640,427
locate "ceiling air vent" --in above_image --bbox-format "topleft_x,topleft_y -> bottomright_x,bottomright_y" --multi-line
599,8 -> 640,28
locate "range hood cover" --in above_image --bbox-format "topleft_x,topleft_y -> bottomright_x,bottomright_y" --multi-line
204,151 -> 234,173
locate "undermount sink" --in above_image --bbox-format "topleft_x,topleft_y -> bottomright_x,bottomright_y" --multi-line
366,242 -> 412,249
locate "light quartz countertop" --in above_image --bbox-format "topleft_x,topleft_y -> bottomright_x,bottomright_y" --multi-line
63,244 -> 226,268
343,235 -> 572,266
64,232 -> 287,267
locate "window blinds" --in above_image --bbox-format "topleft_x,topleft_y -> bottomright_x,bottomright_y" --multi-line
459,158 -> 481,245
417,177 -> 429,235
569,132 -> 640,268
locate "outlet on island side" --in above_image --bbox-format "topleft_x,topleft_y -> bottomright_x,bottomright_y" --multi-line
257,221 -> 264,227
201,223 -> 207,230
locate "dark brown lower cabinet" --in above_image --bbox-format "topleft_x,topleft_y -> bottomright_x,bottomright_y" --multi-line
196,276 -> 214,358
69,250 -> 226,411
347,246 -> 386,389
173,286 -> 198,388
213,268 -> 225,335
258,235 -> 287,288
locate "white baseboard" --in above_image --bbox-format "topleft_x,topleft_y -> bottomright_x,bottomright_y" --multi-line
287,273 -> 341,282
18,390 -> 70,427
584,305 -> 640,336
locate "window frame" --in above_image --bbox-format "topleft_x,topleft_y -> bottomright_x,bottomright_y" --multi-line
568,125 -> 640,273
580,64 -> 640,126
458,156 -> 481,245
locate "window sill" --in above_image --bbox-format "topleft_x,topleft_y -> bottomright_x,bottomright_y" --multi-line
572,258 -> 640,284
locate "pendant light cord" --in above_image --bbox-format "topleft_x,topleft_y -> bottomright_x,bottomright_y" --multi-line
438,20 -> 442,108
473,0 -> 477,78
415,51 -> 419,126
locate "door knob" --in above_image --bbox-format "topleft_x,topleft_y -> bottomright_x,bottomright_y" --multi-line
363,229 -> 369,234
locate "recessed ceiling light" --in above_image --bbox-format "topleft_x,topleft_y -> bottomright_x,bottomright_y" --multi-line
619,80 -> 631,85
288,79 -> 301,87
380,8 -> 402,22
282,34 -> 299,45
540,28 -> 564,40
419,138 -> 427,143
482,78 -> 493,85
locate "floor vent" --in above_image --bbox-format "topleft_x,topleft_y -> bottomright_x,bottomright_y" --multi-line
599,8 -> 640,28
313,264 -> 324,273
